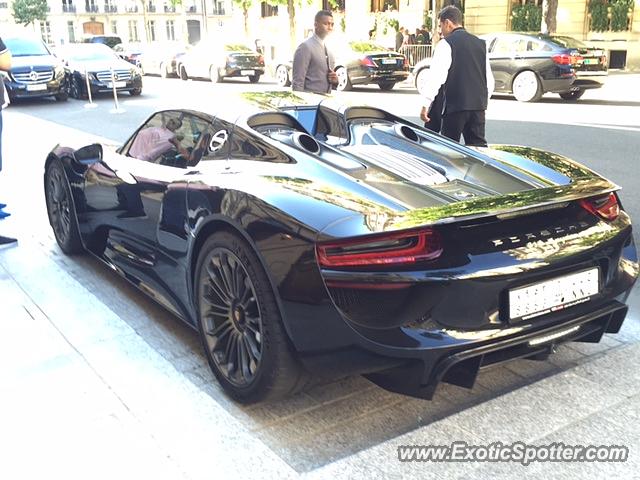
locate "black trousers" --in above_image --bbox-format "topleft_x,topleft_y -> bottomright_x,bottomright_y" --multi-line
441,110 -> 487,147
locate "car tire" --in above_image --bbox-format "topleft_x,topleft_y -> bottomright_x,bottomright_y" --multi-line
335,66 -> 352,91
248,74 -> 261,84
179,65 -> 189,81
210,65 -> 222,83
160,62 -> 168,78
512,70 -> 542,102
559,89 -> 585,101
276,65 -> 291,87
45,159 -> 84,255
378,81 -> 396,91
70,77 -> 85,99
55,90 -> 69,102
194,231 -> 308,403
129,88 -> 142,96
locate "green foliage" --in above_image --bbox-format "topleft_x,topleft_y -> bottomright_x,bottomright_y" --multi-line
340,16 -> 346,32
11,0 -> 48,26
589,0 -> 609,31
511,3 -> 542,32
424,14 -> 432,31
387,18 -> 399,32
610,0 -> 633,31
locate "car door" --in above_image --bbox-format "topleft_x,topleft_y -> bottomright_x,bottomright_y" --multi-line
487,34 -> 518,92
82,110 -> 215,317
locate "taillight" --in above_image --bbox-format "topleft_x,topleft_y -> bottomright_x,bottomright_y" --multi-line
403,57 -> 409,68
552,54 -> 572,65
360,57 -> 376,67
316,228 -> 443,268
579,192 -> 620,221
571,55 -> 583,65
258,55 -> 265,65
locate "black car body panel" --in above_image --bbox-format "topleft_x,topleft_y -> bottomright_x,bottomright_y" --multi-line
177,42 -> 265,81
2,37 -> 68,101
44,92 -> 638,400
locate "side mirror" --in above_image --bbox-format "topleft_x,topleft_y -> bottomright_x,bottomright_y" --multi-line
74,143 -> 103,164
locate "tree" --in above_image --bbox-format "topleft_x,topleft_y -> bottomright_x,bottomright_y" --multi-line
541,0 -> 558,34
232,0 -> 253,37
12,0 -> 48,26
265,0 -> 304,50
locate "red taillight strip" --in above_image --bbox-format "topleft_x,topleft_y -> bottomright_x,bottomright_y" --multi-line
317,229 -> 443,267
579,192 -> 620,221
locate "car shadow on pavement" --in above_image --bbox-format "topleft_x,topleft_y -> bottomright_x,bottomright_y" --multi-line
56,248 -> 629,473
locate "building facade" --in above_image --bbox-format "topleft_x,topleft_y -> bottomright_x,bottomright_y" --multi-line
0,0 -> 638,69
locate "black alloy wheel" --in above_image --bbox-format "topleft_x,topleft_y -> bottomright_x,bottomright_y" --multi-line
195,232 -> 307,403
45,160 -> 83,254
248,74 -> 261,83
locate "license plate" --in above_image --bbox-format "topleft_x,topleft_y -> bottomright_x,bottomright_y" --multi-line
107,81 -> 127,88
241,70 -> 255,76
382,58 -> 397,64
508,267 -> 599,321
583,58 -> 598,65
26,83 -> 47,91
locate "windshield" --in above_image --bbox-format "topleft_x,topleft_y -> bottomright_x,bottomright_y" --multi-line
4,37 -> 50,57
547,36 -> 587,49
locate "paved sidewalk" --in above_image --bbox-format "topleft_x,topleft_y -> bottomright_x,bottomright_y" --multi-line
1,107 -> 638,480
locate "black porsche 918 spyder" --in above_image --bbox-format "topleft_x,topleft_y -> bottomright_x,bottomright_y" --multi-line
44,91 -> 638,403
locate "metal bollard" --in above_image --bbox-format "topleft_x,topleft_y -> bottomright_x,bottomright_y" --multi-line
109,67 -> 125,114
84,66 -> 97,109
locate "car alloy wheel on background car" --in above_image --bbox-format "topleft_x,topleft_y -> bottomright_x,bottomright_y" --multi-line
512,70 -> 542,102
335,67 -> 352,91
179,65 -> 189,81
69,77 -> 84,99
129,87 -> 142,96
276,65 -> 290,87
248,74 -> 261,84
559,88 -> 585,101
195,232 -> 307,403
45,160 -> 83,255
414,68 -> 429,94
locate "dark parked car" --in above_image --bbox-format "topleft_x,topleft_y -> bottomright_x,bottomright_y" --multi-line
82,35 -> 123,49
138,41 -> 189,77
1,36 -> 68,102
276,41 -> 409,91
414,33 -> 607,102
177,41 -> 265,83
57,43 -> 143,98
44,91 -> 637,403
113,42 -> 146,68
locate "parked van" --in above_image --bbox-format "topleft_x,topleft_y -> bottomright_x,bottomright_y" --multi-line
81,35 -> 123,49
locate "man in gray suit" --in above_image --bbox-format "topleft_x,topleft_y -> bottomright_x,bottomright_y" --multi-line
292,10 -> 338,94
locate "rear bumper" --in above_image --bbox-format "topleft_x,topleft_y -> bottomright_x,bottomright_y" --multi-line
571,71 -> 608,90
351,70 -> 409,85
224,67 -> 265,77
540,76 -> 576,93
301,299 -> 630,399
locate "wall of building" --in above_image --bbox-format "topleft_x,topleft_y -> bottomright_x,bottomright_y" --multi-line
463,0 -> 510,34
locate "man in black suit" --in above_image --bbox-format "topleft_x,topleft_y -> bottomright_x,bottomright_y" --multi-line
419,6 -> 494,146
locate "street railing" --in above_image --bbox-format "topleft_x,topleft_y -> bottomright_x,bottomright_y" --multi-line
399,44 -> 433,67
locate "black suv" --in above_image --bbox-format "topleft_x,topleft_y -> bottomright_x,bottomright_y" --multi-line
82,35 -> 123,49
2,36 -> 68,102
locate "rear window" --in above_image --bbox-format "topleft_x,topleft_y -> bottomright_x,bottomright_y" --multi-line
4,37 -> 50,56
546,36 -> 586,49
